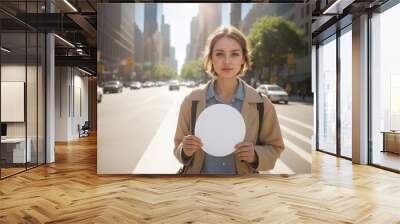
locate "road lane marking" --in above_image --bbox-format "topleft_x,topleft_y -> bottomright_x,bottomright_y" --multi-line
260,159 -> 294,175
133,94 -> 185,174
280,123 -> 312,147
278,114 -> 313,131
283,138 -> 312,163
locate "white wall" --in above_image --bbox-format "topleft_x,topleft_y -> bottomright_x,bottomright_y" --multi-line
55,67 -> 70,141
1,63 -> 46,163
1,65 -> 32,138
72,71 -> 89,138
1,65 -> 26,81
1,66 -> 26,129
55,67 -> 89,141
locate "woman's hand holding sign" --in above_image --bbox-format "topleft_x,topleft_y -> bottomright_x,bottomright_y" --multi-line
235,141 -> 258,165
182,135 -> 203,157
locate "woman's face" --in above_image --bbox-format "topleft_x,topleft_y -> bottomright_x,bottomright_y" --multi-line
211,36 -> 244,79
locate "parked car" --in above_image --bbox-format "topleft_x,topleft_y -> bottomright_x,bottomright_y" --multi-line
155,81 -> 164,87
142,81 -> 153,88
169,80 -> 180,91
97,86 -> 103,103
256,84 -> 288,104
129,81 -> 142,89
180,81 -> 187,87
123,81 -> 131,88
103,80 -> 123,94
186,81 -> 196,88
98,72 -> 117,87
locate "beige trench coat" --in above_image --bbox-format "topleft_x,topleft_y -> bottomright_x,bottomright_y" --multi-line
173,78 -> 285,174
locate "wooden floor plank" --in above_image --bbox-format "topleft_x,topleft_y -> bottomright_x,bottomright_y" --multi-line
0,134 -> 399,223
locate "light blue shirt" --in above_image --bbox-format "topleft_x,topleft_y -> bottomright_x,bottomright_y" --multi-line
200,79 -> 245,174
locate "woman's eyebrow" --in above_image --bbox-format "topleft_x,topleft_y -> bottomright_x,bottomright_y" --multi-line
214,49 -> 241,52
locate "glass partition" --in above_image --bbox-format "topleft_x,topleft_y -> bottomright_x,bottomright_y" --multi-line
317,35 -> 337,155
1,31 -> 28,178
339,26 -> 352,158
371,3 -> 400,171
27,31 -> 38,169
0,1 -> 46,179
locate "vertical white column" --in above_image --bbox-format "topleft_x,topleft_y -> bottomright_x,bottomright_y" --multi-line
312,45 -> 317,150
352,14 -> 369,164
46,1 -> 55,163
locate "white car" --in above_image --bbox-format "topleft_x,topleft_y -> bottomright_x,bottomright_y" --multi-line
142,81 -> 153,88
169,80 -> 180,91
256,84 -> 288,104
129,81 -> 142,89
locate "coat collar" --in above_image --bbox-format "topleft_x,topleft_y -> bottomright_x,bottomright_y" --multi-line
206,78 -> 245,102
190,77 -> 263,103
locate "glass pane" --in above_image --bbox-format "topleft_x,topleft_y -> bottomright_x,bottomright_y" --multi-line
318,36 -> 337,154
27,31 -> 38,169
371,4 -> 400,171
1,31 -> 27,177
38,33 -> 45,165
340,28 -> 352,158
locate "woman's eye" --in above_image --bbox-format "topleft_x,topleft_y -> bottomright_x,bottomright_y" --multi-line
216,53 -> 224,57
232,53 -> 240,57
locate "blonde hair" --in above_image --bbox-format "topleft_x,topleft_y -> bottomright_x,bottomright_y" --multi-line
202,26 -> 251,77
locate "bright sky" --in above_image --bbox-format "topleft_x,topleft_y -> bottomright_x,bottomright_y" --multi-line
163,3 -> 199,74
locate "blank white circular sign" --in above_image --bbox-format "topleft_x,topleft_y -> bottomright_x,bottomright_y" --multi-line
195,104 -> 245,157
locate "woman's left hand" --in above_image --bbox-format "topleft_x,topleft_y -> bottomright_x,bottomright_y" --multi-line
234,141 -> 257,163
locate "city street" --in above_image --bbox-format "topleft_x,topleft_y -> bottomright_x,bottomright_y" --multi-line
98,85 -> 313,174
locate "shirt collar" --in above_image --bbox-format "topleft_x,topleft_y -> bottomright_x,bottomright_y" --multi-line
206,78 -> 244,102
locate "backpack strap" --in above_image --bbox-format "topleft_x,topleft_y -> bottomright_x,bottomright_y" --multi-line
191,100 -> 198,135
256,93 -> 264,145
178,100 -> 198,174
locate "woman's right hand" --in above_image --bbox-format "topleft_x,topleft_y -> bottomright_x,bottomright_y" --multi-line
182,135 -> 203,157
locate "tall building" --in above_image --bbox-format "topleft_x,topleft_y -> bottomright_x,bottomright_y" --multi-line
144,4 -> 157,42
98,3 -> 135,80
231,3 -> 241,28
134,4 -> 145,64
185,15 -> 199,63
196,3 -> 222,59
170,47 -> 178,72
161,15 -> 171,61
143,4 -> 162,64
239,3 -> 310,93
240,4 -> 276,35
185,4 -> 221,63
134,23 -> 145,64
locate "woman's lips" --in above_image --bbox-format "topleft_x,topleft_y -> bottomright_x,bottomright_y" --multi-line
222,68 -> 233,71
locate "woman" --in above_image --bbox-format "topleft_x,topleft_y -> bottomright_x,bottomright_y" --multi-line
174,26 -> 284,174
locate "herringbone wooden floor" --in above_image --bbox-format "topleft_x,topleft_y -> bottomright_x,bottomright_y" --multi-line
1,134 -> 399,224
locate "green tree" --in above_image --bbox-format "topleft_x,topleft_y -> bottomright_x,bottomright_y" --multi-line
247,16 -> 304,83
180,58 -> 203,81
152,64 -> 177,81
140,63 -> 153,81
